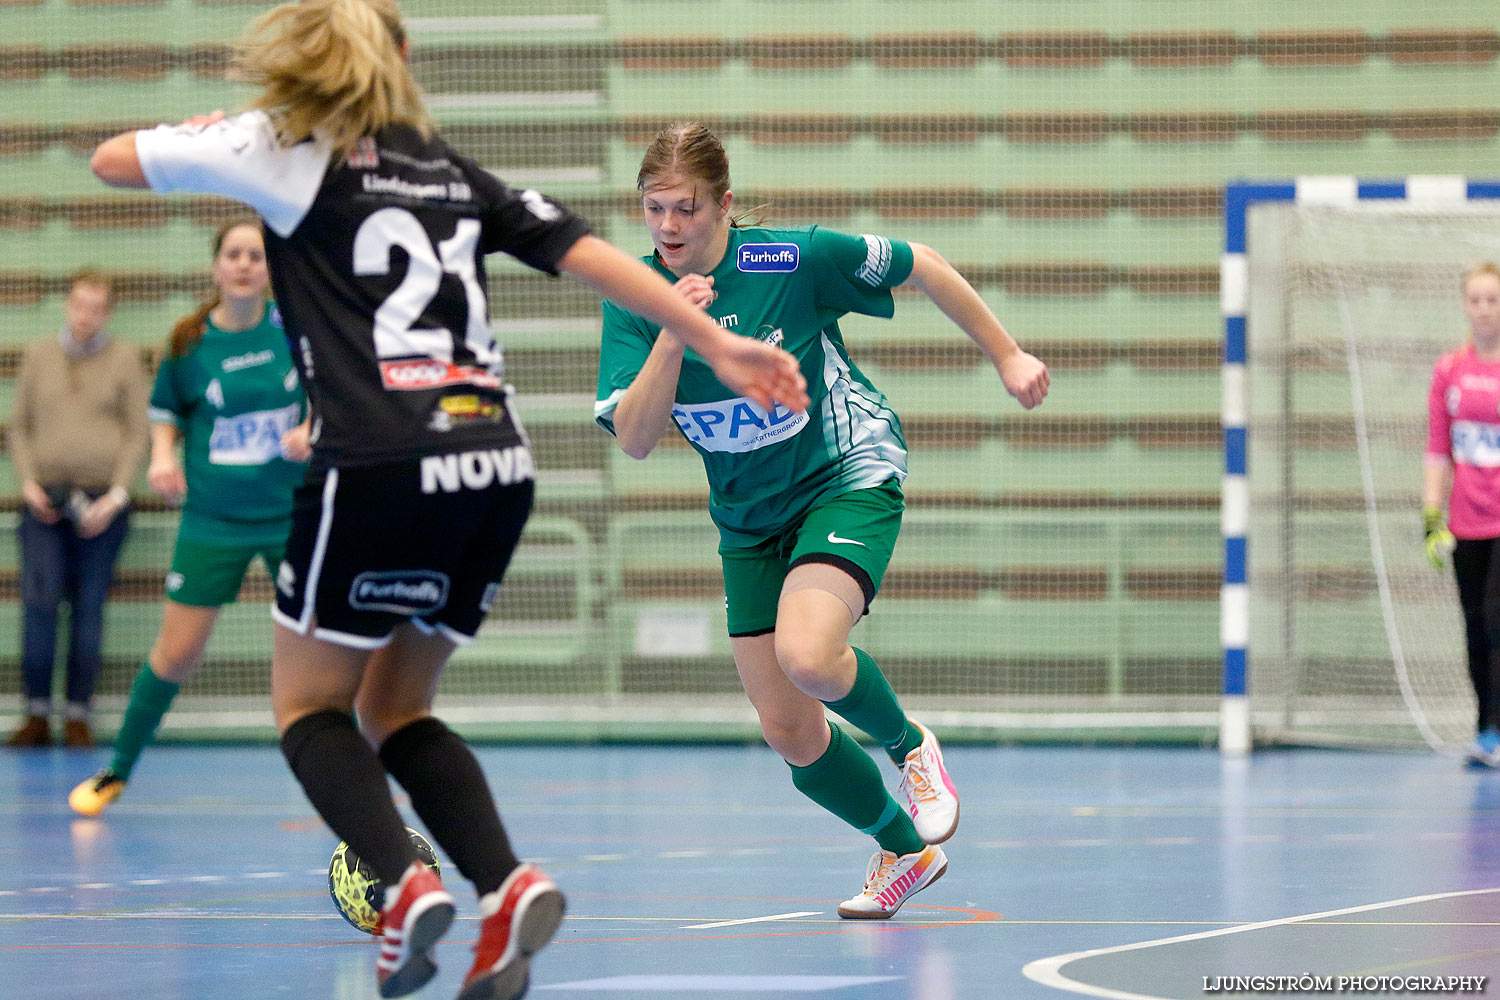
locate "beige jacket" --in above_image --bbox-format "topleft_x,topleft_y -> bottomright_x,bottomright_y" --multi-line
9,333 -> 150,494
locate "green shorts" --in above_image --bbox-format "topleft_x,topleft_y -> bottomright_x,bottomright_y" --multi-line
166,535 -> 286,608
720,478 -> 904,637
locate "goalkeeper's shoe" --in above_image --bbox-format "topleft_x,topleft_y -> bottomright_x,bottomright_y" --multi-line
69,768 -> 126,817
837,845 -> 947,919
1423,507 -> 1456,569
1465,727 -> 1500,769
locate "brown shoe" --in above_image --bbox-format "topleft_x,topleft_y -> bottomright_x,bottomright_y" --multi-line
6,715 -> 53,747
63,719 -> 94,748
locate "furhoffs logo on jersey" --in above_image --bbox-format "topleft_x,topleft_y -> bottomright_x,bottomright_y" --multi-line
348,570 -> 449,615
380,359 -> 502,392
737,243 -> 799,273
420,446 -> 535,494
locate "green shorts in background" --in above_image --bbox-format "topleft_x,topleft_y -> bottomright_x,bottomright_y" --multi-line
720,478 -> 904,637
166,534 -> 286,608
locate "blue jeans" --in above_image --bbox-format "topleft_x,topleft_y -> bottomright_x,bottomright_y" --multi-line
18,505 -> 130,709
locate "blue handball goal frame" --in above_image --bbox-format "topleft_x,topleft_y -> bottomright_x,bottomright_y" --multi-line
1219,176 -> 1500,754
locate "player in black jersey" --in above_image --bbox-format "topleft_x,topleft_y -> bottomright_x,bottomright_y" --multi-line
89,2 -> 807,998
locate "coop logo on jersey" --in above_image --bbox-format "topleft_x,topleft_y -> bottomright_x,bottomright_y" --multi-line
348,570 -> 450,615
380,359 -> 502,392
208,402 -> 301,465
856,235 -> 893,287
737,243 -> 799,273
671,397 -> 807,453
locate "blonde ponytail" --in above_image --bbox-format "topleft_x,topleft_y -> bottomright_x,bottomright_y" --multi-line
234,0 -> 432,158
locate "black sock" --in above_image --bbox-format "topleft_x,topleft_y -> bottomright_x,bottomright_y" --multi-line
379,717 -> 519,897
281,710 -> 415,888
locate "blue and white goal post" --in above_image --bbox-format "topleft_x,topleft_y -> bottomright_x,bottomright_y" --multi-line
1219,176 -> 1500,755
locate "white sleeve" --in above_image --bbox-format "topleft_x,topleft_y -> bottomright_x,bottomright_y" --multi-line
134,110 -> 332,238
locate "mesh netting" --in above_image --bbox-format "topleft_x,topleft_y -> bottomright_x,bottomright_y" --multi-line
1247,200 -> 1500,749
2,1 -> 1499,736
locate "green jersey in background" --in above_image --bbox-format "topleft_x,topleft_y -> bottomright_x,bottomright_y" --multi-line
149,302 -> 306,546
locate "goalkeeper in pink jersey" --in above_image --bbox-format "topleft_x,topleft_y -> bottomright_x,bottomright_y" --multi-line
1424,261 -> 1500,768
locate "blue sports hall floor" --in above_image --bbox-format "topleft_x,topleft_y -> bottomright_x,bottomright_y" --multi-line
2,742 -> 1498,999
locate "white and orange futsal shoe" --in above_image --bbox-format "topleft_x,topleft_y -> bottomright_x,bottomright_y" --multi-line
899,719 -> 960,844
836,844 -> 948,919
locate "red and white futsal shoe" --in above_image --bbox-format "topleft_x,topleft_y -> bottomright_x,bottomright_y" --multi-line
899,719 -> 960,844
376,861 -> 456,998
458,863 -> 566,1000
837,844 -> 948,919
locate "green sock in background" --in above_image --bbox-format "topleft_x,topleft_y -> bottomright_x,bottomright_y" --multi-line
110,662 -> 181,781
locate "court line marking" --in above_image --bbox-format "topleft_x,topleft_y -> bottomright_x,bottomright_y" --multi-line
1022,887 -> 1500,1000
680,911 -> 822,929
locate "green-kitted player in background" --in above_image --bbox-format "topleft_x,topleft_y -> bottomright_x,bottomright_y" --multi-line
596,122 -> 1049,918
70,218 -> 309,816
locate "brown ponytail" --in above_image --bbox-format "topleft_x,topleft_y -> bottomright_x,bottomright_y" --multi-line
166,218 -> 260,360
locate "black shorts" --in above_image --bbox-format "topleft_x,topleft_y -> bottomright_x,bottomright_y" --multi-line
271,447 -> 535,648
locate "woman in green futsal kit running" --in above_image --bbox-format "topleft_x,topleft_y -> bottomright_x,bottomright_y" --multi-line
70,218 -> 309,816
596,122 -> 1050,918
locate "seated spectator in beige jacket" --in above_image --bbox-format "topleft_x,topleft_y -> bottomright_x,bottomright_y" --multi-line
7,269 -> 149,748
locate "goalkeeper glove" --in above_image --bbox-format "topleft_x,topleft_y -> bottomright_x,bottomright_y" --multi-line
1423,507 -> 1456,569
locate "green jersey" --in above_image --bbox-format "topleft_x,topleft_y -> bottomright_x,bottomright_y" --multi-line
149,302 -> 306,544
597,225 -> 914,545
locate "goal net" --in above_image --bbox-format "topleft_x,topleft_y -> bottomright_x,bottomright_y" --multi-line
1244,188 -> 1500,750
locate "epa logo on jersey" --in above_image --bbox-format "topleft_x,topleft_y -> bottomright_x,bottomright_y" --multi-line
738,243 -> 799,273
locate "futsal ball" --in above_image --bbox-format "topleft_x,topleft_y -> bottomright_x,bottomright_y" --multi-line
328,827 -> 442,936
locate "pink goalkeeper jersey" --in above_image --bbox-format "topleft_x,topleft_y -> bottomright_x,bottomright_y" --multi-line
1428,344 -> 1500,539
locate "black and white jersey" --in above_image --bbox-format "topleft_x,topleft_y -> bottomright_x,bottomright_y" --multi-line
135,111 -> 591,468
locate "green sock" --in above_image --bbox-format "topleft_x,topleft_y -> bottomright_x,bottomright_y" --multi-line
110,662 -> 181,781
823,647 -> 923,765
787,722 -> 926,856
